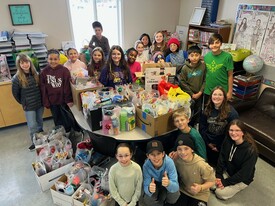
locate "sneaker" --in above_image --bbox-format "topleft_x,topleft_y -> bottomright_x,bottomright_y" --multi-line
28,144 -> 35,151
210,185 -> 217,192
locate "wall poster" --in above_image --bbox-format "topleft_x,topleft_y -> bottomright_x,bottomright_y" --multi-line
232,4 -> 275,66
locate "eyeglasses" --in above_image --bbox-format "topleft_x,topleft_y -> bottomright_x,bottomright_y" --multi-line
229,129 -> 242,133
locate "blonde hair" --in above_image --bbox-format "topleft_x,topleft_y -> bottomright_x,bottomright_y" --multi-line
151,31 -> 166,53
172,110 -> 189,121
15,53 -> 39,88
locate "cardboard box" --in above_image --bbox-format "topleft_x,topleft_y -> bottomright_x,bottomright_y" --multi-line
142,62 -> 171,73
86,108 -> 102,131
70,82 -> 102,111
51,175 -> 74,206
144,67 -> 176,91
34,162 -> 74,192
136,106 -> 186,136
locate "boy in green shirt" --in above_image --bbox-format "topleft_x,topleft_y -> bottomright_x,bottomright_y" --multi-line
204,33 -> 234,104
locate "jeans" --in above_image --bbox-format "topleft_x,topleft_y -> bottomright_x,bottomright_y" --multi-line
24,107 -> 44,143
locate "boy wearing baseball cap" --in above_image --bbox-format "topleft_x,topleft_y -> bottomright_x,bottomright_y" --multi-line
173,136 -> 215,206
143,140 -> 180,206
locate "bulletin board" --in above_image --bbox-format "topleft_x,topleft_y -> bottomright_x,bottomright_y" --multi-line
8,4 -> 33,26
232,4 -> 275,66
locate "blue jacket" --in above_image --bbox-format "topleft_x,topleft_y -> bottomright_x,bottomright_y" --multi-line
143,155 -> 179,196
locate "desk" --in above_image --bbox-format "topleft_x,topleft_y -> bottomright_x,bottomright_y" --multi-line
70,105 -> 152,141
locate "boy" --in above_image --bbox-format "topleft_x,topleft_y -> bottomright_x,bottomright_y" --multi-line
173,135 -> 215,206
179,45 -> 205,126
204,33 -> 234,103
143,140 -> 180,206
89,21 -> 110,58
170,110 -> 207,160
40,49 -> 80,133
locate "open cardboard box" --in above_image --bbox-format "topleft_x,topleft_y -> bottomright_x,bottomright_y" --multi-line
70,82 -> 103,111
136,106 -> 186,137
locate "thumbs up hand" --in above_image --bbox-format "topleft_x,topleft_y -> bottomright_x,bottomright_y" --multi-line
162,171 -> 170,187
149,178 -> 156,193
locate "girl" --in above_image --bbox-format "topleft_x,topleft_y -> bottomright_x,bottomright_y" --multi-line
134,40 -> 149,63
87,47 -> 105,80
150,31 -> 167,59
12,54 -> 44,151
139,33 -> 152,51
199,86 -> 239,166
109,143 -> 143,206
99,45 -> 132,88
165,38 -> 187,67
64,48 -> 87,81
173,136 -> 215,206
126,47 -> 141,82
215,119 -> 258,200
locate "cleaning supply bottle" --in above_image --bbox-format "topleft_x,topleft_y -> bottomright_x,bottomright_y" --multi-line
120,110 -> 127,132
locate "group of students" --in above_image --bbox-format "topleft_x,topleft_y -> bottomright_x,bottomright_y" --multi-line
109,110 -> 258,206
12,49 -> 82,151
11,21 -> 258,205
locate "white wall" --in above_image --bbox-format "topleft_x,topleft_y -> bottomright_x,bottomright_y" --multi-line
178,0 -> 201,26
1,0 -> 72,49
1,0 -> 181,50
122,0 -> 181,49
179,0 -> 275,81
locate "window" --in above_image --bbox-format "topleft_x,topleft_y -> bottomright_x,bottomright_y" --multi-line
68,0 -> 122,52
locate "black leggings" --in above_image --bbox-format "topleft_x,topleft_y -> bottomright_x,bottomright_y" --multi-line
175,191 -> 207,206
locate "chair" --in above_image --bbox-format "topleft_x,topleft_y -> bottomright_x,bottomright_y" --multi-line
87,131 -> 117,158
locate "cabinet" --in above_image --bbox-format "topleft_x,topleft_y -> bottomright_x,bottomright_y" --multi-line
233,75 -> 262,100
0,81 -> 51,127
187,25 -> 231,56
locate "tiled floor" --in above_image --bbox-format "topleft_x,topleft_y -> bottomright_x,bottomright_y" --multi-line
0,119 -> 274,206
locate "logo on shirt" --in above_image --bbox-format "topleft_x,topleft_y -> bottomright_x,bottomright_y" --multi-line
46,75 -> 62,88
187,70 -> 202,78
206,61 -> 223,73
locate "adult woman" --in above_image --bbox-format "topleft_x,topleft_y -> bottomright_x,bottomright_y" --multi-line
215,119 -> 258,200
199,86 -> 239,165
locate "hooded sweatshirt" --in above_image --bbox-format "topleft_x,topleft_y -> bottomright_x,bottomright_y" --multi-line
143,155 -> 179,197
180,59 -> 206,96
40,64 -> 72,108
216,137 -> 258,187
174,154 -> 215,202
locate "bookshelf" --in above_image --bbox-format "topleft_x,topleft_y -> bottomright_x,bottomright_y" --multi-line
187,25 -> 231,56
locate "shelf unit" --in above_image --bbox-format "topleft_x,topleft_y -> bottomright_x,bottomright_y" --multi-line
0,32 -> 48,77
187,25 -> 231,56
233,75 -> 262,100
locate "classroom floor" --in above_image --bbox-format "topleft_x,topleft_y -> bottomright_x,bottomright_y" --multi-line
0,118 -> 274,206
